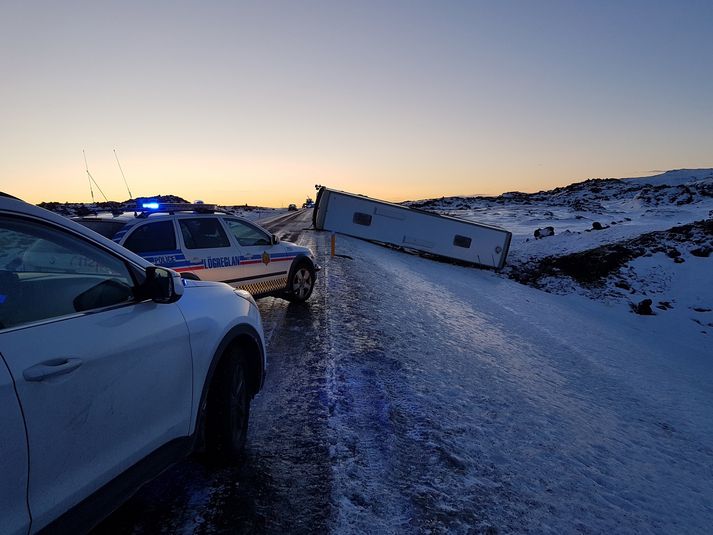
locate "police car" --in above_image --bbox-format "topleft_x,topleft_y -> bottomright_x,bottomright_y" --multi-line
75,201 -> 319,302
0,192 -> 266,533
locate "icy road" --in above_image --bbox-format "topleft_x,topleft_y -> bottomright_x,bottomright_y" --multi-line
96,209 -> 713,534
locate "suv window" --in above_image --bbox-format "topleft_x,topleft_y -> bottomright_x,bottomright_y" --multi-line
123,221 -> 177,254
0,216 -> 135,330
178,218 -> 230,249
224,218 -> 271,246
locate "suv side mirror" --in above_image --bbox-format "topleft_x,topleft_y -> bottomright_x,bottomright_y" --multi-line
141,266 -> 184,303
271,234 -> 280,245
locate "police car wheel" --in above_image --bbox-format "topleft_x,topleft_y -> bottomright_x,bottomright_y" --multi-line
288,263 -> 314,302
206,347 -> 250,462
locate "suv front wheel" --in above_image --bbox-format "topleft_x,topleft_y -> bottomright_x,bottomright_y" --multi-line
205,346 -> 250,463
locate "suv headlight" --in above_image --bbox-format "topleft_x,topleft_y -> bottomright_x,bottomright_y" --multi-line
234,288 -> 257,307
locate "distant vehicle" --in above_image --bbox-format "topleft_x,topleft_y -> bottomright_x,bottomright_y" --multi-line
313,187 -> 512,269
288,203 -> 298,211
0,192 -> 266,533
75,200 -> 319,302
304,197 -> 314,208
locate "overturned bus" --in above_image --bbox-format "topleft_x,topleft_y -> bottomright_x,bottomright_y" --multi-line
312,187 -> 512,270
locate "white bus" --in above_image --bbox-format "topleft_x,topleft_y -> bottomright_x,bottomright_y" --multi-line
312,187 -> 512,269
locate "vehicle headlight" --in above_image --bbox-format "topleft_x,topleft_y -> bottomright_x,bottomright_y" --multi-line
234,288 -> 257,307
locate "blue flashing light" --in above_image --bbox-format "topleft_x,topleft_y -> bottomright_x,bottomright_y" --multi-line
142,202 -> 160,210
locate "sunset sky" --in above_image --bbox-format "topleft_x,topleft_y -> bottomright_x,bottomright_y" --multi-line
1,1 -> 712,206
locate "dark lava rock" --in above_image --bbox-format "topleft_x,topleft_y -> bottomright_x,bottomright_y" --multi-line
592,221 -> 605,230
690,246 -> 712,257
631,298 -> 655,315
547,244 -> 640,284
571,199 -> 606,212
507,219 -> 712,290
615,280 -> 631,290
692,307 -> 712,312
676,194 -> 694,205
534,226 -> 555,239
657,301 -> 673,310
666,248 -> 681,258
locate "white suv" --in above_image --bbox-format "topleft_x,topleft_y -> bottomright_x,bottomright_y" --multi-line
0,193 -> 266,533
75,202 -> 319,302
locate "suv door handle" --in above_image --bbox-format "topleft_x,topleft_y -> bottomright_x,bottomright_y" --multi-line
23,358 -> 83,382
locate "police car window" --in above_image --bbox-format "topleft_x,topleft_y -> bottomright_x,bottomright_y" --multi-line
0,216 -> 135,330
223,219 -> 271,247
123,221 -> 176,254
178,218 -> 230,249
76,220 -> 126,239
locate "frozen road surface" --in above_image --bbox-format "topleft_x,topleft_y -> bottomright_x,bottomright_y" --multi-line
96,210 -> 713,534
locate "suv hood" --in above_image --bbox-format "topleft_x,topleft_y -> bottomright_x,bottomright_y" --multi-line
182,278 -> 257,305
182,279 -> 228,289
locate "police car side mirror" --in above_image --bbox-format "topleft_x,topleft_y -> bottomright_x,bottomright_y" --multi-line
271,234 -> 280,245
141,266 -> 184,304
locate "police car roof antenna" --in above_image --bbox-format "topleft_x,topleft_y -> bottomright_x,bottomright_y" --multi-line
82,150 -> 109,203
113,149 -> 133,200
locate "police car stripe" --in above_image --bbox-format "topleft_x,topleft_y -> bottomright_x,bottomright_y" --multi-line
139,249 -> 299,272
237,255 -> 297,264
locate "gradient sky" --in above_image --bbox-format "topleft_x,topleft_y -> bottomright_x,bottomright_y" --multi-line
1,0 -> 712,206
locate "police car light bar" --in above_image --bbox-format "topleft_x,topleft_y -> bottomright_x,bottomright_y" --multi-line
131,199 -> 220,215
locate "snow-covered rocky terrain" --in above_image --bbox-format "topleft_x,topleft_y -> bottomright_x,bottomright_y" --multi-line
407,169 -> 713,334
